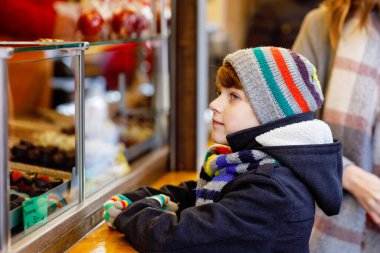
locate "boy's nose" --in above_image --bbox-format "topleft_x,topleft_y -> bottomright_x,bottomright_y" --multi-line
209,97 -> 221,113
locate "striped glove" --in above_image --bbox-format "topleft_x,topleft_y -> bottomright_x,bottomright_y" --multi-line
146,194 -> 179,214
103,194 -> 132,229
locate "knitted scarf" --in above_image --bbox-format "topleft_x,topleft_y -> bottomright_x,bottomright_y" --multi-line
195,145 -> 278,206
310,13 -> 380,253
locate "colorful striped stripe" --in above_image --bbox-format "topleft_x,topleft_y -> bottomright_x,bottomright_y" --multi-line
263,50 -> 306,113
216,155 -> 229,169
214,145 -> 232,154
279,51 -> 319,110
117,194 -> 132,204
205,154 -> 218,176
290,51 -> 323,108
104,202 -> 114,211
214,173 -> 235,183
196,189 -> 220,201
196,144 -> 279,206
270,47 -> 310,112
252,48 -> 295,116
238,150 -> 258,163
204,149 -> 213,162
103,212 -> 110,221
120,200 -> 129,209
225,164 -> 239,174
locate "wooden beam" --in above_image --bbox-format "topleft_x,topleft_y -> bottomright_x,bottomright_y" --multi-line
170,0 -> 197,171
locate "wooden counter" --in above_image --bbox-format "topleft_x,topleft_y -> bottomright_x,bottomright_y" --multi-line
67,171 -> 197,253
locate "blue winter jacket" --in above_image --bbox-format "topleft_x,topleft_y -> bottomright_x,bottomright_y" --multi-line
115,113 -> 343,253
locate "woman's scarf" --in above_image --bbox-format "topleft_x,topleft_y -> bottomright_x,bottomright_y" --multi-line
310,12 -> 380,253
195,145 -> 278,206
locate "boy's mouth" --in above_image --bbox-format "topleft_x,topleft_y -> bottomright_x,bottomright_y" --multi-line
212,119 -> 223,126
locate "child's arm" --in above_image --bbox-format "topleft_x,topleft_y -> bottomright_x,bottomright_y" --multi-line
114,174 -> 293,253
103,181 -> 197,229
156,181 -> 196,211
119,180 -> 197,211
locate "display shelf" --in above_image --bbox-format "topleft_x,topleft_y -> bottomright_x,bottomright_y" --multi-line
1,42 -> 88,253
1,0 -> 171,251
11,146 -> 169,253
88,36 -> 161,46
0,36 -> 163,54
0,47 -> 14,253
0,41 -> 89,53
1,35 -> 168,251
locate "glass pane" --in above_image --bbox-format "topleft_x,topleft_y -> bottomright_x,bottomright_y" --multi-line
8,52 -> 79,240
82,40 -> 160,196
89,37 -> 160,46
0,42 -> 87,54
0,49 -> 12,253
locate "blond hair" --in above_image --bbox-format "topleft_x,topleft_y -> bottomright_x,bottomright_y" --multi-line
324,0 -> 378,48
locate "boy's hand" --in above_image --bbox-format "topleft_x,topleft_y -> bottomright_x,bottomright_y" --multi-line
146,194 -> 179,214
103,194 -> 132,229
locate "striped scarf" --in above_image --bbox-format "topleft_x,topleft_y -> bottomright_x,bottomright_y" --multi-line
310,13 -> 380,253
195,145 -> 278,206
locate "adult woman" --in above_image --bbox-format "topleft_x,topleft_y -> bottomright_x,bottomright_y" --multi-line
293,0 -> 380,252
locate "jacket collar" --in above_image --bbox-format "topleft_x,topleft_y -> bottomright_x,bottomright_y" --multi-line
226,112 -> 315,152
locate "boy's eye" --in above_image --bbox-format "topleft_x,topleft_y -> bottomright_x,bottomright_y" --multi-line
230,93 -> 239,100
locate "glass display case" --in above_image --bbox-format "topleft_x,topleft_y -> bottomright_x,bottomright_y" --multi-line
0,1 -> 171,252
0,42 -> 88,253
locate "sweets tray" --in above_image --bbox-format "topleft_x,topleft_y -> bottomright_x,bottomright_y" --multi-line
9,162 -> 72,229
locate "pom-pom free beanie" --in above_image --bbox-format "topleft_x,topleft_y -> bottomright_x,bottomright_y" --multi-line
223,47 -> 323,124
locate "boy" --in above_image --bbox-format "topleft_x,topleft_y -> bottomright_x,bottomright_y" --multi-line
103,47 -> 343,253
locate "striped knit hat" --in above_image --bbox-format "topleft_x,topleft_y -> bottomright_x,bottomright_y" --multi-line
224,47 -> 323,124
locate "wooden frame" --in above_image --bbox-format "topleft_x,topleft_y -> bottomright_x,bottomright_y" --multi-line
170,0 -> 198,171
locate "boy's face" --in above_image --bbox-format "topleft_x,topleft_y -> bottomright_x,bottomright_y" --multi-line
209,86 -> 260,145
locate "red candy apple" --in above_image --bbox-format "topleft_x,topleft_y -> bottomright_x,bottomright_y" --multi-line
112,9 -> 149,38
77,9 -> 104,36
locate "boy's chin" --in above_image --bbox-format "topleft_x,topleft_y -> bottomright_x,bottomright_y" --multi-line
212,134 -> 228,145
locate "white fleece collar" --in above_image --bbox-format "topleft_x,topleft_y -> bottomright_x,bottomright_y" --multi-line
255,119 -> 333,147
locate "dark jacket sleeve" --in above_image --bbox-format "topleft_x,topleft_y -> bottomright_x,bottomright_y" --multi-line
114,174 -> 291,253
123,181 -> 197,212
